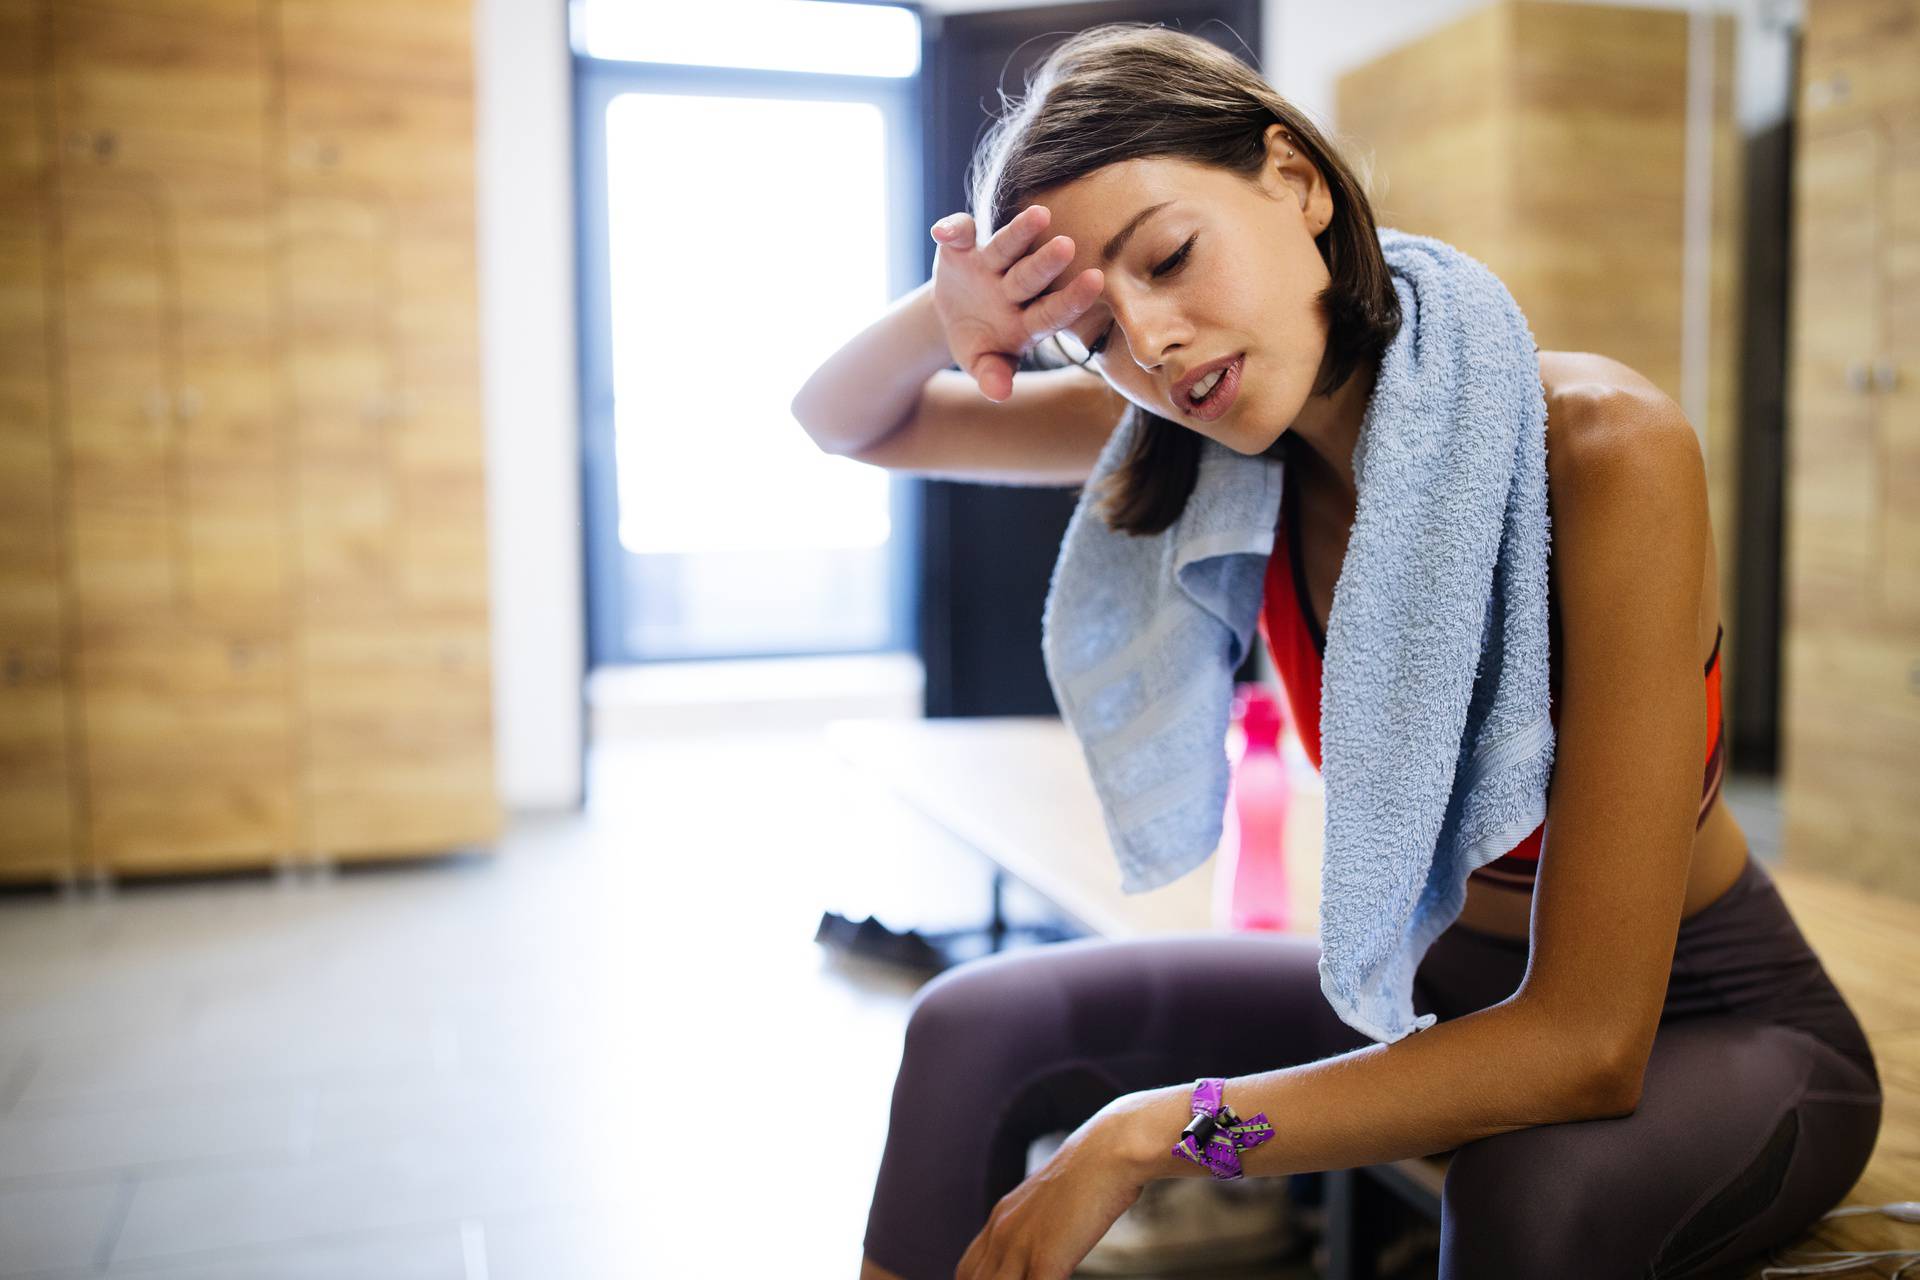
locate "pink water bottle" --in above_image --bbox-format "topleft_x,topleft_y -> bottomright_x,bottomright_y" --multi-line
1215,684 -> 1294,932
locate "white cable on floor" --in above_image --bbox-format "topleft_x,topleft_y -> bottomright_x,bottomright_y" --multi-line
1760,1201 -> 1920,1277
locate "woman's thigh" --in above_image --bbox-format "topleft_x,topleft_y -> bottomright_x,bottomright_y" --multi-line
862,930 -> 1376,1280
1440,1015 -> 1884,1280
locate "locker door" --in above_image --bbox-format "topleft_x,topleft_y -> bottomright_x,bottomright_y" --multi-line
1784,123 -> 1881,625
279,0 -> 497,859
51,0 -> 296,871
1878,105 -> 1919,621
0,0 -> 78,879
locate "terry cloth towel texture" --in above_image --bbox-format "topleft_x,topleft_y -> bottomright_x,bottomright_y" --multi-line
1039,227 -> 1553,1045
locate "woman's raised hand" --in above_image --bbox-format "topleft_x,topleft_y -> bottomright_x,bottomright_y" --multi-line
929,204 -> 1106,403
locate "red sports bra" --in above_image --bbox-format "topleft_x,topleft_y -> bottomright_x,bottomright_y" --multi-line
1256,461 -> 1727,892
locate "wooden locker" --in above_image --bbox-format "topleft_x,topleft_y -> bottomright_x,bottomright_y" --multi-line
1780,0 -> 1920,900
1335,0 -> 1747,733
278,0 -> 498,861
0,0 -> 497,881
48,0 -> 299,872
0,0 -> 78,881
1882,105 -> 1920,624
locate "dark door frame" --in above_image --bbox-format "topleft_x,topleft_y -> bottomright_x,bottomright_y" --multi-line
917,1 -> 1263,717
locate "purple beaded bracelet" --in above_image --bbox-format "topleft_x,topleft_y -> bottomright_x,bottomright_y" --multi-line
1171,1077 -> 1275,1180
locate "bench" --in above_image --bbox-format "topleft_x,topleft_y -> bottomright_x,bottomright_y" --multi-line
827,715 -> 1919,1278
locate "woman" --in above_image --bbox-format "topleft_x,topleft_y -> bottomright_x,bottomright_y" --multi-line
790,24 -> 1881,1280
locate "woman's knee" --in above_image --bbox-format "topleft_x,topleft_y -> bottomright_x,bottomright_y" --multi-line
895,948 -> 1085,1099
888,950 -> 1133,1210
1439,1126 -> 1645,1278
904,954 -> 1043,1057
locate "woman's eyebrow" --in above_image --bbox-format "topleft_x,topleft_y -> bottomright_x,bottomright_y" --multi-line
1037,201 -> 1174,304
1101,201 -> 1174,263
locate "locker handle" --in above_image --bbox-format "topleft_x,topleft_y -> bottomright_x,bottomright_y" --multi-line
0,652 -> 53,684
66,129 -> 117,162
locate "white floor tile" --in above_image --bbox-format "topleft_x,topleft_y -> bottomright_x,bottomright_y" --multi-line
0,724 -> 1104,1277
98,1222 -> 468,1279
0,1177 -> 126,1276
0,1090 -> 293,1184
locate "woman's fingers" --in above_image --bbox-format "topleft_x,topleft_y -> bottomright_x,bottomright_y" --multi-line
930,204 -> 1106,397
930,212 -> 976,250
1002,234 -> 1074,305
977,203 -> 1051,274
967,350 -> 1016,402
1022,267 -> 1104,343
933,205 -> 1054,278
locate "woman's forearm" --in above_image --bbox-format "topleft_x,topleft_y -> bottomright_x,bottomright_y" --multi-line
1105,996 -> 1631,1184
790,279 -> 954,456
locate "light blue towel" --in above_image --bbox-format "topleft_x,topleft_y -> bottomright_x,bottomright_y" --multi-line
1039,227 -> 1553,1045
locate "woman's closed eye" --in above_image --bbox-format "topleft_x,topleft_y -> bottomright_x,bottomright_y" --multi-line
1087,234 -> 1196,356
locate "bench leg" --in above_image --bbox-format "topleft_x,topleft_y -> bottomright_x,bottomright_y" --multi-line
1328,1162 -> 1448,1280
1325,1166 -> 1381,1280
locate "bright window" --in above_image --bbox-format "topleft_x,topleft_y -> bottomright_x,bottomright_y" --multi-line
575,6 -> 922,662
606,93 -> 893,559
574,0 -> 920,78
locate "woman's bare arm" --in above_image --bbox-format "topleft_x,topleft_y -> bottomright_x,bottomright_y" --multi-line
789,279 -> 956,457
790,281 -> 1126,488
847,366 -> 1126,487
791,206 -> 1119,486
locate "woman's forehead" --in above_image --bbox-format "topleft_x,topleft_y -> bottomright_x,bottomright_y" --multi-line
1030,200 -> 1179,316
1033,156 -> 1195,228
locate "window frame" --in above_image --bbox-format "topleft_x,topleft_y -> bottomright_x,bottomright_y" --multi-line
573,25 -> 926,666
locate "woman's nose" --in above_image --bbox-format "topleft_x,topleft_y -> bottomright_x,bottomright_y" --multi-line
1111,297 -> 1186,373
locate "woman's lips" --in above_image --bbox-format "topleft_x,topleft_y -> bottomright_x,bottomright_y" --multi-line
1180,354 -> 1243,422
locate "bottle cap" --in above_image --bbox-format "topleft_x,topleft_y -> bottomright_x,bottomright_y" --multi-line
1234,685 -> 1286,748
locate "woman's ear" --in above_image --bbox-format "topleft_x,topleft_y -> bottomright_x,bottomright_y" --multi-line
1261,123 -> 1297,174
1260,124 -> 1325,232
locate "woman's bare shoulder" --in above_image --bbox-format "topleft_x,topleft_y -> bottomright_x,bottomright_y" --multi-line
1537,350 -> 1690,471
1537,351 -> 1719,669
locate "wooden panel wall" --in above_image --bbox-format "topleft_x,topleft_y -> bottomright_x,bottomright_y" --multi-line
51,0 -> 298,874
0,0 -> 76,880
1780,0 -> 1919,899
279,0 -> 497,859
0,0 -> 497,881
1335,0 -> 1746,732
1329,6 -> 1515,269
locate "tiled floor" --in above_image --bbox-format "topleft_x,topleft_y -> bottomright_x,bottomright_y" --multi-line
0,724 -> 1004,1279
0,716 -> 1789,1279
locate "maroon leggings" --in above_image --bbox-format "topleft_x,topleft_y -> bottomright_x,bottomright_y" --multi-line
862,853 -> 1882,1279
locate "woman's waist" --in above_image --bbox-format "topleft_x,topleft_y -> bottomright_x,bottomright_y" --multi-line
1435,852 -> 1872,1057
1456,777 -> 1748,927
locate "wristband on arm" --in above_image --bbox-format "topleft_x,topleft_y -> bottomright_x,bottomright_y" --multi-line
1171,1076 -> 1275,1180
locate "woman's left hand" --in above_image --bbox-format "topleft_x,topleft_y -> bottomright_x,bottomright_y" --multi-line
955,1102 -> 1154,1280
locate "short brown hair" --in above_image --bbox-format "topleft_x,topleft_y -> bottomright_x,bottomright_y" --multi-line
968,22 -> 1401,535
